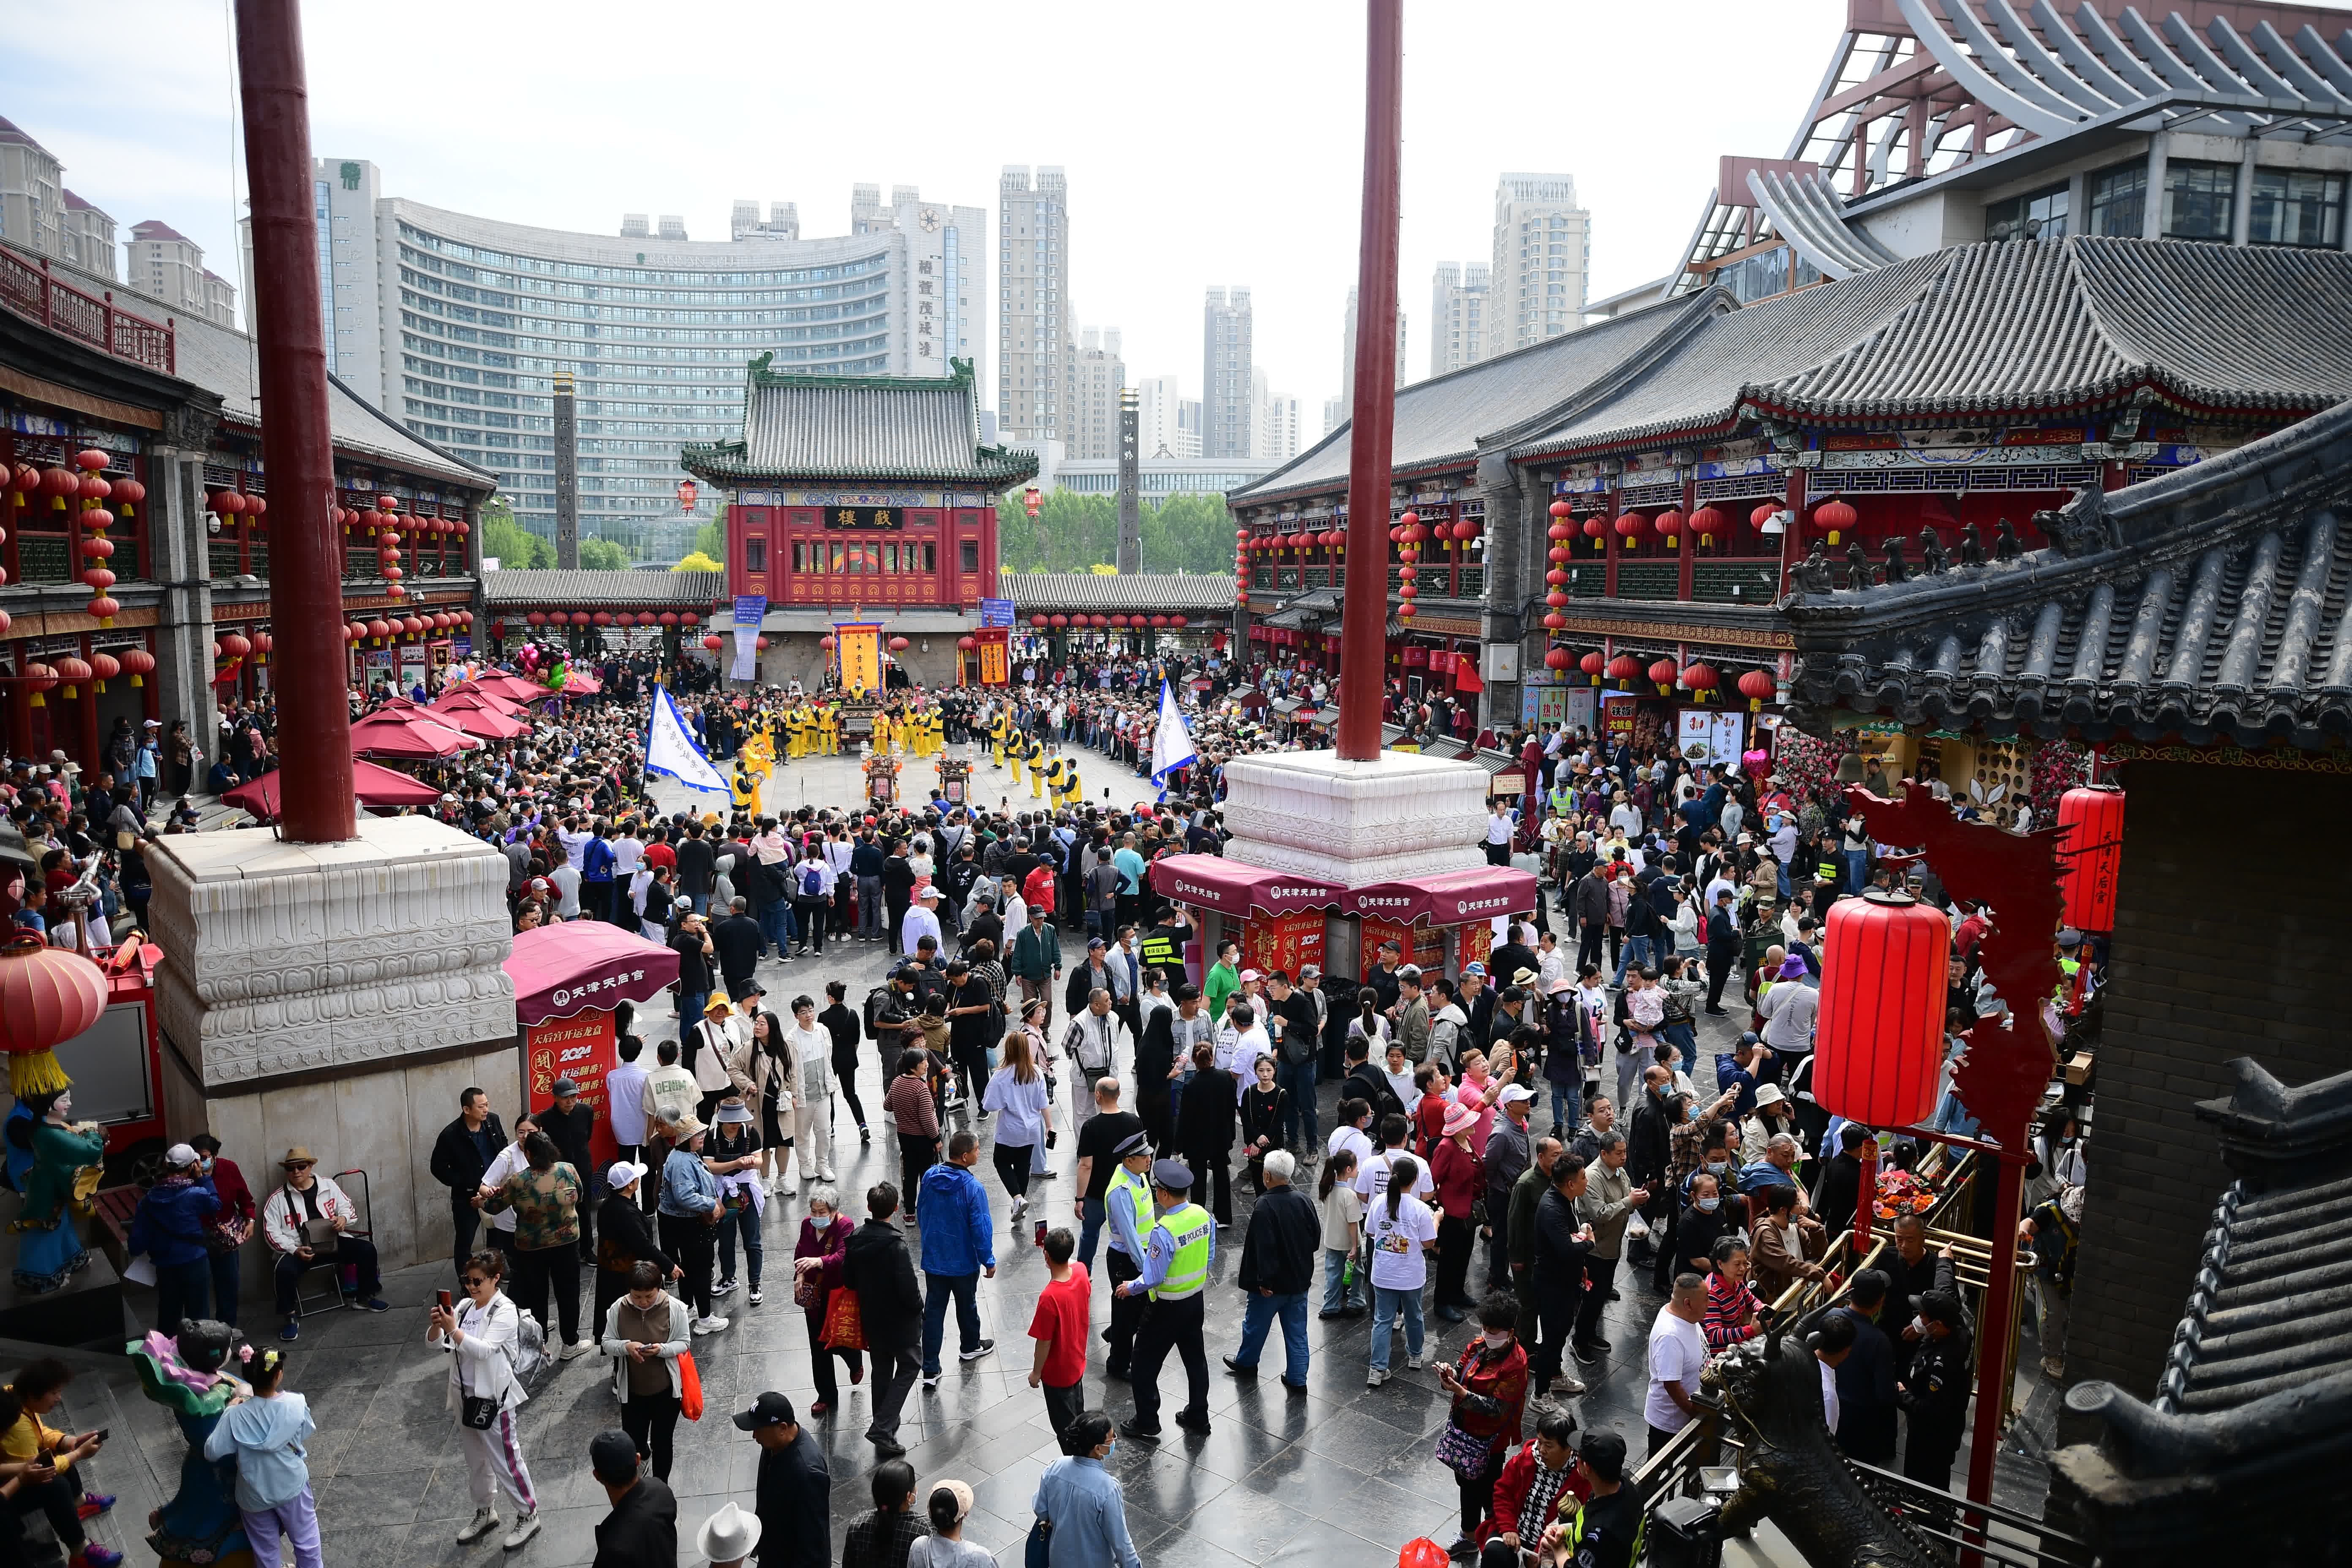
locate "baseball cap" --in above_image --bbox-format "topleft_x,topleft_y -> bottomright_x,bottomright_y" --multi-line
606,1159 -> 650,1192
165,1142 -> 200,1169
588,1429 -> 640,1483
550,1077 -> 579,1098
732,1391 -> 797,1431
1498,1084 -> 1535,1105
1462,962 -> 1487,977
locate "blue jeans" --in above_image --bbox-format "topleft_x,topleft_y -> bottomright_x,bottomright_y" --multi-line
1277,1057 -> 1318,1146
717,1199 -> 762,1291
1323,1247 -> 1368,1312
209,1246 -> 241,1328
759,901 -> 792,953
1369,1284 -> 1424,1373
1844,848 -> 1869,894
856,876 -> 885,938
1663,1021 -> 1699,1076
1234,1290 -> 1309,1386
1614,934 -> 1654,986
1776,860 -> 1791,898
1077,1198 -> 1106,1271
1548,1079 -> 1579,1134
922,1270 -> 983,1376
678,988 -> 708,1038
155,1256 -> 211,1337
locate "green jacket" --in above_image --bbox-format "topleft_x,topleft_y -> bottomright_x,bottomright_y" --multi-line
1507,1162 -> 1550,1270
1009,922 -> 1062,981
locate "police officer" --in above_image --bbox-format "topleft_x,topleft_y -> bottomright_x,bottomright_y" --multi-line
1896,1286 -> 1974,1489
1099,1132 -> 1156,1378
1551,1431 -> 1641,1568
1114,1159 -> 1216,1441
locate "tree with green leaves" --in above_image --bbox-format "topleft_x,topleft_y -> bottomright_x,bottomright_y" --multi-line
994,489 -> 1236,575
479,502 -> 553,570
578,536 -> 631,571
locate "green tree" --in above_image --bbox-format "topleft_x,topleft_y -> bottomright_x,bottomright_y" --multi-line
999,489 -> 1241,574
479,503 -> 553,570
674,550 -> 725,574
691,517 -> 726,561
579,536 -> 631,571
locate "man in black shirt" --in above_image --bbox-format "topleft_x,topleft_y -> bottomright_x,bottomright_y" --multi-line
427,1086 -> 508,1275
879,843 -> 917,956
1489,922 -> 1541,996
674,823 -> 716,915
1364,941 -> 1403,1015
1070,1096 -> 1144,1273
710,897 -> 764,999
589,1430 -> 676,1568
738,1391 -> 830,1568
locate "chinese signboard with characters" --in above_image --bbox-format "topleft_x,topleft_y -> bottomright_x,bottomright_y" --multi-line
525,1012 -> 619,1168
827,507 -> 903,530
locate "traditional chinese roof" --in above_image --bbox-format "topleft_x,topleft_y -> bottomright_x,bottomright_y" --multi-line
2052,1054 -> 2352,1565
1519,239 -> 2352,462
681,357 -> 1037,487
1228,289 -> 1726,507
1002,572 -> 1236,613
1780,395 -> 2352,750
481,569 -> 726,608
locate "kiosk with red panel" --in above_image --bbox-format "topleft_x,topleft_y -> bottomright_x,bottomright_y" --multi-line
504,923 -> 681,1163
1147,854 -> 1539,984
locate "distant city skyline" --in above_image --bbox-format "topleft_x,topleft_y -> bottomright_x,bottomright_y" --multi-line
0,2 -> 1839,431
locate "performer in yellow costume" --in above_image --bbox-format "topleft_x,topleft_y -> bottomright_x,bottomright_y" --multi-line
1057,750 -> 1083,809
731,762 -> 759,814
991,710 -> 1010,768
819,701 -> 840,755
872,707 -> 896,757
1026,732 -> 1046,798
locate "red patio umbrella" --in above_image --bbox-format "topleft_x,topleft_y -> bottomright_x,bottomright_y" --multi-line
427,700 -> 528,741
221,759 -> 444,819
348,708 -> 483,760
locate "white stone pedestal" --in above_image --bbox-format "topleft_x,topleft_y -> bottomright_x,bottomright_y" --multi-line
1219,748 -> 1492,885
146,817 -> 517,1272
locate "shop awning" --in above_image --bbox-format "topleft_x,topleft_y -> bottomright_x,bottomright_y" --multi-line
349,708 -> 484,760
427,701 -> 528,741
470,672 -> 555,704
1344,866 -> 1540,926
504,921 -> 681,1028
1148,853 -> 1344,920
221,759 -> 443,820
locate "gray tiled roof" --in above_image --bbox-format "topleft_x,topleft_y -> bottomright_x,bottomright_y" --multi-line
481,569 -> 726,607
1002,572 -> 1236,612
1230,290 -> 1725,505
681,358 -> 1037,486
1780,396 -> 2352,749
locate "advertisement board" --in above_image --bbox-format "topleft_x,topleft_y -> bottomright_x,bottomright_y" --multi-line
524,1010 -> 619,1168
1236,909 -> 1325,982
1603,693 -> 1638,740
1676,709 -> 1746,768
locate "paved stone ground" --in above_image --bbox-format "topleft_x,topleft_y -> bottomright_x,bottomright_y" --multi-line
227,746 -> 1755,1566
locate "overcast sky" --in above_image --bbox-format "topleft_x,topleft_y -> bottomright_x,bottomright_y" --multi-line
5,0 -> 1852,415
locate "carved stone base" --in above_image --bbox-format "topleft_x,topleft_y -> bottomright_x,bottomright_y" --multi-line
1219,749 -> 1490,886
144,818 -> 518,1272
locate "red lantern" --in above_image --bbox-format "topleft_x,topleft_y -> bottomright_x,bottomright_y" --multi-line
659,611 -> 679,626
1615,513 -> 1646,542
1149,615 -> 1169,628
119,646 -> 155,687
1579,652 -> 1605,677
1737,668 -> 1776,711
1030,615 -> 1048,628
887,636 -> 909,652
755,636 -> 771,651
1111,614 -> 1131,629
681,613 -> 699,627
1680,662 -> 1719,693
819,635 -> 838,652
0,934 -> 109,1095
957,636 -> 977,651
701,634 -> 725,651
1606,653 -> 1640,682
1654,508 -> 1684,548
1814,887 -> 1948,1127
2055,785 -> 2125,931
570,612 -> 591,626
367,619 -> 392,641
1089,615 -> 1108,628
592,611 -> 612,626
1582,517 -> 1606,550
86,651 -> 120,692
50,655 -> 94,699
1647,657 -> 1677,692
1547,500 -> 1571,518
1691,504 -> 1726,547
1813,498 -> 1857,544
1049,615 -> 1069,628
1170,616 -> 1187,628
526,611 -> 547,626
1544,647 -> 1572,671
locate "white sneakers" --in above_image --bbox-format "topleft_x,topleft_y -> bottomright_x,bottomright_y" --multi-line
1366,1368 -> 1390,1388
819,1167 -> 837,1181
1407,1353 -> 1424,1371
557,1338 -> 594,1361
503,1511 -> 541,1549
1010,1195 -> 1028,1223
692,1315 -> 730,1334
458,1509 -> 500,1544
713,1277 -> 739,1299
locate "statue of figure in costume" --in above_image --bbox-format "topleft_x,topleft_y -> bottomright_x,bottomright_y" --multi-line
127,1319 -> 256,1568
6,1086 -> 106,1292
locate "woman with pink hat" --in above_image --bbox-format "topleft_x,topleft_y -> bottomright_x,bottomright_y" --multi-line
1428,1102 -> 1486,1322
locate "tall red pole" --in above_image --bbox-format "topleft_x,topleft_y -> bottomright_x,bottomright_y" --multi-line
235,0 -> 354,841
1335,0 -> 1404,762
1965,1151 -> 2027,1509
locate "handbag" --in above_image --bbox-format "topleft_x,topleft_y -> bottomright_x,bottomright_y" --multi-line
821,1285 -> 867,1351
461,1394 -> 500,1430
1024,1515 -> 1052,1568
678,1350 -> 704,1421
1434,1419 -> 1492,1478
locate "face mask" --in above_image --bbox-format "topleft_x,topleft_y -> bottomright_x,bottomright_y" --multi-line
1705,1160 -> 1729,1174
1697,1197 -> 1720,1213
1482,1331 -> 1513,1350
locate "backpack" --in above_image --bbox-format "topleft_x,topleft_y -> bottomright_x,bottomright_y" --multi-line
863,985 -> 894,1042
509,1302 -> 548,1390
800,863 -> 826,899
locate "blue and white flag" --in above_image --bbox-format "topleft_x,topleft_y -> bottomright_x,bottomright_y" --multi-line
645,684 -> 727,795
1149,678 -> 1196,798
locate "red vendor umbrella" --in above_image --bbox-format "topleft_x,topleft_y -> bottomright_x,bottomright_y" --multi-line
222,759 -> 444,820
348,707 -> 483,760
503,921 -> 680,1029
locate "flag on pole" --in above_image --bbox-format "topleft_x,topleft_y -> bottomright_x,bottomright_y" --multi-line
645,684 -> 727,795
1149,678 -> 1196,798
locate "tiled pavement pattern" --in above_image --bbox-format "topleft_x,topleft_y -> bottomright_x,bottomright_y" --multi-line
84,749 -> 1859,1566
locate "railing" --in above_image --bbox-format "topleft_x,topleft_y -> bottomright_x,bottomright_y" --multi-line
0,241 -> 175,373
1851,1459 -> 2093,1568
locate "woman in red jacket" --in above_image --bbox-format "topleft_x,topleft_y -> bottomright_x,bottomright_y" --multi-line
191,1134 -> 255,1329
1487,1405 -> 1591,1552
1435,1295 -> 1529,1555
1428,1102 -> 1486,1321
791,1185 -> 861,1416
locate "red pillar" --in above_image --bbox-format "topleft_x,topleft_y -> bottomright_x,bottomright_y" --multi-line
1677,474 -> 1698,601
236,0 -> 353,841
1336,0 -> 1403,763
1967,1152 -> 2028,1508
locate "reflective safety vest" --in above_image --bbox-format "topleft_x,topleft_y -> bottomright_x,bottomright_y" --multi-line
1105,1165 -> 1155,1257
1147,1201 -> 1213,1301
1564,1488 -> 1646,1568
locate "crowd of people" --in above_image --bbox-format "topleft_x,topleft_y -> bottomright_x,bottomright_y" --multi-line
6,634 -> 2099,1568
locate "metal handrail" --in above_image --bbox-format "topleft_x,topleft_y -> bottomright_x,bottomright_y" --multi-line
0,240 -> 175,373
1848,1457 -> 2093,1568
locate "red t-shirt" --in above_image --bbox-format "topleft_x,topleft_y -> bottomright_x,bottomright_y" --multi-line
1028,1263 -> 1091,1387
642,841 -> 677,872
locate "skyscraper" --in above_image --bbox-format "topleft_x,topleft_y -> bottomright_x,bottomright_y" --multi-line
1136,374 -> 1199,459
127,220 -> 237,329
1340,285 -> 1409,406
0,115 -> 118,284
1067,327 -> 1126,460
999,165 -> 1071,443
1431,261 -> 1490,377
1203,286 -> 1254,459
1487,173 -> 1590,357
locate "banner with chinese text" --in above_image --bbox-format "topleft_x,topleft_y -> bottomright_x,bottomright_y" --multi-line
975,627 -> 1010,686
523,1010 -> 619,1168
835,622 -> 883,693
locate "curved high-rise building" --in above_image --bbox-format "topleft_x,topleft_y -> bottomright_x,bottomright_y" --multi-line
294,159 -> 986,557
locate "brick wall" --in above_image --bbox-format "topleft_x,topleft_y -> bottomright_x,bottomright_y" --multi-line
2058,759 -> 2347,1439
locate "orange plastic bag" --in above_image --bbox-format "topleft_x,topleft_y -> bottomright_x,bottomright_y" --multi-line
679,1350 -> 704,1421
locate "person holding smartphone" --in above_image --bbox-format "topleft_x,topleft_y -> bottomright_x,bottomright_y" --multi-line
0,1359 -> 120,1566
